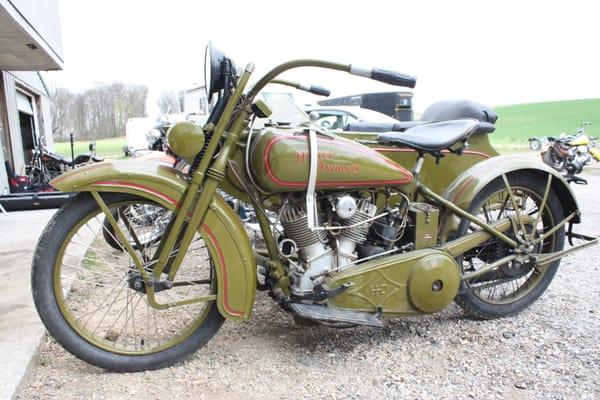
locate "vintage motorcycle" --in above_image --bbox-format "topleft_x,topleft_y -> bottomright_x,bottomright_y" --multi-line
25,134 -> 103,190
540,122 -> 600,175
31,43 -> 597,372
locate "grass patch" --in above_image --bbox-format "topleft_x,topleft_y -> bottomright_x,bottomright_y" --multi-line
53,136 -> 127,159
492,98 -> 600,143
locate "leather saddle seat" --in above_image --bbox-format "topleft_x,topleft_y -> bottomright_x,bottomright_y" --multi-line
376,119 -> 479,152
344,99 -> 497,136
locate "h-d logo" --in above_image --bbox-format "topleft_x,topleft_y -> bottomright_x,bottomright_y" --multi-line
370,284 -> 388,296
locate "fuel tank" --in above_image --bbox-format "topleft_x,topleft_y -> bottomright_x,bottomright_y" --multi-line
570,134 -> 590,146
250,127 -> 413,192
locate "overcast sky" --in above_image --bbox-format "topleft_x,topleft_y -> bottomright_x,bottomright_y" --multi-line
46,0 -> 600,116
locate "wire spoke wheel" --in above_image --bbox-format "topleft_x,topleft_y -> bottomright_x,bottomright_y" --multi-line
102,204 -> 170,251
455,173 -> 565,319
32,193 -> 224,371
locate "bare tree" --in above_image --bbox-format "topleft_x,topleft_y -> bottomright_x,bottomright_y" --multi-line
49,87 -> 75,141
157,90 -> 181,114
49,83 -> 149,141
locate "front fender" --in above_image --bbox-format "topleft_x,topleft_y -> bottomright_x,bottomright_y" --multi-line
439,154 -> 580,242
51,160 -> 256,321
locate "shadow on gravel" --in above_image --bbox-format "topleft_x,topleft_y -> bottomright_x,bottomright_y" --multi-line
223,296 -> 495,356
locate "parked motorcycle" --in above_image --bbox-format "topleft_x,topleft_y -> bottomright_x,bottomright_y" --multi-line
25,133 -> 103,190
31,43 -> 597,372
540,122 -> 600,175
146,116 -> 172,152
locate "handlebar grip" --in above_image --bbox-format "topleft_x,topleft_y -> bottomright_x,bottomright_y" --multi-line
308,85 -> 330,97
349,65 -> 416,88
298,83 -> 330,97
371,68 -> 417,88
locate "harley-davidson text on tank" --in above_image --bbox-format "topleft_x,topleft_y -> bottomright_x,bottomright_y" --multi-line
250,128 -> 413,192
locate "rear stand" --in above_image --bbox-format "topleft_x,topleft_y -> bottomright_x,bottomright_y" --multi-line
565,175 -> 588,185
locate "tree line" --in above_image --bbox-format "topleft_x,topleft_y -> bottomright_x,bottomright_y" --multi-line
50,82 -> 149,142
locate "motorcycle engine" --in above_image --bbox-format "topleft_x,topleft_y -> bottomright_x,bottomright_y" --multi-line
279,194 -> 383,295
569,148 -> 592,175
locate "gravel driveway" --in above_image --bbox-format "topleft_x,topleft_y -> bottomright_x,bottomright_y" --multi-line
17,166 -> 600,400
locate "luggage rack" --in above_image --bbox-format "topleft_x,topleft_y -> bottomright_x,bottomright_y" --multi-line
534,226 -> 599,265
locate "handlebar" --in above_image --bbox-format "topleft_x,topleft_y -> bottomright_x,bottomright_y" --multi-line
304,84 -> 330,97
270,79 -> 331,97
349,66 -> 417,88
245,59 -> 416,105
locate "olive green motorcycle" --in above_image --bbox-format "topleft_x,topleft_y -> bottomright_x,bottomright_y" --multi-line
31,43 -> 597,372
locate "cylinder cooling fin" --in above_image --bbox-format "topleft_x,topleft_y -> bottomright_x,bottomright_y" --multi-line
339,199 -> 377,244
280,204 -> 327,248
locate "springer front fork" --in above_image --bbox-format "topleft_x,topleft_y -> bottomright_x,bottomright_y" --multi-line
93,65 -> 256,310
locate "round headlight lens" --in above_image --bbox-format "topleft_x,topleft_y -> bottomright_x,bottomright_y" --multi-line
204,44 -> 212,100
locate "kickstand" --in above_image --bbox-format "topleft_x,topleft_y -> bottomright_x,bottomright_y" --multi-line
565,175 -> 588,185
0,202 -> 7,215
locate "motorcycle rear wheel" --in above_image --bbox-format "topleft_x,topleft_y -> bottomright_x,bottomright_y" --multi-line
454,173 -> 565,319
31,192 -> 224,371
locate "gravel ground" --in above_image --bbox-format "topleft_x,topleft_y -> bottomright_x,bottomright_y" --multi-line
17,166 -> 600,400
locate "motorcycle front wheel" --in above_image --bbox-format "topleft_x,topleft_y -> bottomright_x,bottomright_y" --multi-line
31,192 -> 224,371
102,204 -> 169,251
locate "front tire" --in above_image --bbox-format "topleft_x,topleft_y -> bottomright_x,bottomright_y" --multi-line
454,173 -> 565,319
32,192 -> 224,371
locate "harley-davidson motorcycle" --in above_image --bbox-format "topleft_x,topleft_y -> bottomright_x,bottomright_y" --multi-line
31,43 -> 598,372
540,122 -> 600,176
25,134 -> 103,190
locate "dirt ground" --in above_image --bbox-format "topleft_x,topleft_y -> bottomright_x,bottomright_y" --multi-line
17,166 -> 600,400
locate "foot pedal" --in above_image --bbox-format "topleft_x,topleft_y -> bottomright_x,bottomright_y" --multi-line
290,303 -> 383,328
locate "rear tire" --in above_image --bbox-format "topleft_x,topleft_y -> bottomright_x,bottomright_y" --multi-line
32,192 -> 224,371
454,173 -> 565,319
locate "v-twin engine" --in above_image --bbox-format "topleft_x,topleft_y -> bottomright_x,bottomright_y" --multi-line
279,196 -> 376,294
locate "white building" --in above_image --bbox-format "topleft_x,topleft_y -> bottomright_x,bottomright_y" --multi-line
179,84 -> 208,116
0,0 -> 63,194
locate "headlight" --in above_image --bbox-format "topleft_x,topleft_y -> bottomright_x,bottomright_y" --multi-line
166,122 -> 205,164
204,42 -> 227,103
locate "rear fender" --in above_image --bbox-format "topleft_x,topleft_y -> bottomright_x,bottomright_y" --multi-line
438,155 -> 580,243
51,160 -> 256,321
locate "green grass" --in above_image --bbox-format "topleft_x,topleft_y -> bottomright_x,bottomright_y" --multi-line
53,136 -> 127,159
492,98 -> 600,144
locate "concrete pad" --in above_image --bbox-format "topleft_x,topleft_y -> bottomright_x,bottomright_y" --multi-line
0,209 -> 57,400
